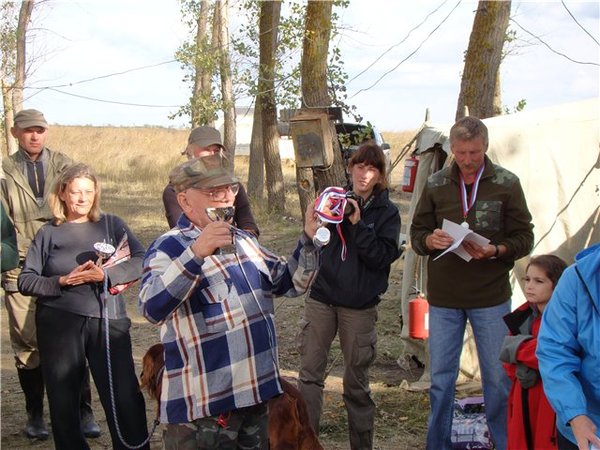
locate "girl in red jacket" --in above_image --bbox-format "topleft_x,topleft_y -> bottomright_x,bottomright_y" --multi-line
499,255 -> 567,450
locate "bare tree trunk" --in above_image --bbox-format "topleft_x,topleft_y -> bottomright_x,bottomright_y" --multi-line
247,101 -> 265,200
455,0 -> 510,120
493,72 -> 502,116
258,0 -> 285,213
299,0 -> 346,213
215,0 -> 236,157
2,79 -> 18,156
191,0 -> 211,127
13,0 -> 34,112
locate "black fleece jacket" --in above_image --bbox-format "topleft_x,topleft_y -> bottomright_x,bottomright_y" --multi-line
309,189 -> 401,309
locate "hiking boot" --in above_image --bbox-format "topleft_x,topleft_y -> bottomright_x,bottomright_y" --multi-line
24,413 -> 49,440
80,367 -> 101,438
17,367 -> 49,440
81,416 -> 101,438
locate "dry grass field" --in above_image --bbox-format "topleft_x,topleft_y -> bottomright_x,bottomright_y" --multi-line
1,126 -> 431,449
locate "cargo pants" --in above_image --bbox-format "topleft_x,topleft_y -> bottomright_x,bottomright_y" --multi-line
162,403 -> 268,450
297,297 -> 378,450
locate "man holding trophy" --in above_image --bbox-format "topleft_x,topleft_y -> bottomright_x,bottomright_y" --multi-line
139,153 -> 319,449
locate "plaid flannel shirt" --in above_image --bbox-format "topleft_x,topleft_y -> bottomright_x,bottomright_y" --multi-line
138,214 -> 317,423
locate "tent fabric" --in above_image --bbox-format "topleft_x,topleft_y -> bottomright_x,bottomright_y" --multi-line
400,98 -> 600,387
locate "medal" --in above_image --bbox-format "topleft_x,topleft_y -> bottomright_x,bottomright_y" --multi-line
94,241 -> 115,263
459,163 -> 485,226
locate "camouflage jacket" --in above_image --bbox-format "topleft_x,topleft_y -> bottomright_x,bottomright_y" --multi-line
410,155 -> 534,308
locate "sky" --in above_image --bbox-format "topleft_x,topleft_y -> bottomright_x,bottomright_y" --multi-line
21,0 -> 600,132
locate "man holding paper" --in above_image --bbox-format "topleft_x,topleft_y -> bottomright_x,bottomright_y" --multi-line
410,116 -> 534,450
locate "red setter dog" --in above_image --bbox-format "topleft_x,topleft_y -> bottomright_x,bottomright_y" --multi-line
140,343 -> 323,450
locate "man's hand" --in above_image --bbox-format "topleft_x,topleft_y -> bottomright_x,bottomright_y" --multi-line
191,221 -> 234,258
60,260 -> 104,286
462,241 -> 497,260
426,229 -> 454,251
304,202 -> 319,240
570,415 -> 600,450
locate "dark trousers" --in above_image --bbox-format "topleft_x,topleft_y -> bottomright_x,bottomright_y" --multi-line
36,305 -> 149,450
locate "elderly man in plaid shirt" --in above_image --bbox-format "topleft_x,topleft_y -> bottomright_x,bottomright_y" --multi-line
139,153 -> 319,449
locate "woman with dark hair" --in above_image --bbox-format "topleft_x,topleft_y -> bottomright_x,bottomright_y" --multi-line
500,254 -> 568,450
297,142 -> 402,449
18,163 -> 149,450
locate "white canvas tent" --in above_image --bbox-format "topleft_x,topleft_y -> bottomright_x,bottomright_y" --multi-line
400,98 -> 600,387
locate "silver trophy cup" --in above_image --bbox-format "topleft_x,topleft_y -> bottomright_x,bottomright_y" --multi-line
205,206 -> 236,254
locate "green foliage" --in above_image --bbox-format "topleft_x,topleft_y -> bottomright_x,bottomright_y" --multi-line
1,1 -> 18,146
172,0 -> 360,125
170,0 -> 223,126
337,121 -> 374,149
503,99 -> 527,115
0,1 -> 18,81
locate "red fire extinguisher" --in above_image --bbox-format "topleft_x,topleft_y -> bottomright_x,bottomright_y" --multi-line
402,155 -> 419,193
409,294 -> 429,339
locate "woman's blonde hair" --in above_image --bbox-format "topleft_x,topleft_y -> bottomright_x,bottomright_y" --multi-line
49,163 -> 102,225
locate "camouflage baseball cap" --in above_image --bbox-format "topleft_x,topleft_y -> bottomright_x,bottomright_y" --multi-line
170,153 -> 238,193
14,109 -> 48,129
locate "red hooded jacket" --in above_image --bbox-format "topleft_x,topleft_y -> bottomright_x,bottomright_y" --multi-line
501,303 -> 558,450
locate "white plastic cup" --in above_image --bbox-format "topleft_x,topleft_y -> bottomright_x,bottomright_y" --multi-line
313,227 -> 331,248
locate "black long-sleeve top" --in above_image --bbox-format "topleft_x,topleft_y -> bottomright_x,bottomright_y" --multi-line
18,214 -> 145,319
309,188 -> 402,309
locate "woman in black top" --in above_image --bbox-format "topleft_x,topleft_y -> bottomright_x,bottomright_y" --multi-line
18,163 -> 149,450
297,143 -> 402,449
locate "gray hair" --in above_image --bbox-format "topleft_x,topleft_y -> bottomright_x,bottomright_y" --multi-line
449,116 -> 489,150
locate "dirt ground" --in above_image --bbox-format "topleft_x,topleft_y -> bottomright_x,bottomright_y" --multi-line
0,188 -> 430,449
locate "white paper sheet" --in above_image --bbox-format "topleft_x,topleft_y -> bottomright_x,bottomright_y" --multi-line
432,219 -> 490,262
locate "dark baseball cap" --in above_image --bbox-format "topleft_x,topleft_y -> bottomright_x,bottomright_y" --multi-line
188,126 -> 225,147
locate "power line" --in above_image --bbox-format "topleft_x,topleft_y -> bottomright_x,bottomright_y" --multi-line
22,59 -> 182,107
560,0 -> 599,46
348,0 -> 451,84
349,0 -> 462,99
511,17 -> 599,66
37,87 -> 181,108
27,59 -> 179,90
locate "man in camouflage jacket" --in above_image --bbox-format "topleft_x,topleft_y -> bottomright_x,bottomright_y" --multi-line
410,116 -> 534,450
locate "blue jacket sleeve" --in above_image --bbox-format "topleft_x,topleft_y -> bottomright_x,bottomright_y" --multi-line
536,267 -> 588,425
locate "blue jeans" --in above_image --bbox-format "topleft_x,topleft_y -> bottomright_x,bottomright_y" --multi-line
426,302 -> 511,450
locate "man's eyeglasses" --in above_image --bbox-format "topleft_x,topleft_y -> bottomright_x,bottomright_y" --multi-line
191,183 -> 239,201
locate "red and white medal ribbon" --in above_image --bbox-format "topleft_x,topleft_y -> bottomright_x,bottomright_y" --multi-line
314,187 -> 349,261
314,187 -> 347,224
459,163 -> 485,228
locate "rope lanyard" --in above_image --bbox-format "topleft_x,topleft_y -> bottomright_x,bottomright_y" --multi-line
458,162 -> 485,228
102,271 -> 159,449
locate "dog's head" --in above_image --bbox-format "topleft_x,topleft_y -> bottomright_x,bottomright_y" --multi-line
140,343 -> 165,401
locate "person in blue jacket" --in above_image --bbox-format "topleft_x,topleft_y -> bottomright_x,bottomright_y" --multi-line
537,242 -> 600,450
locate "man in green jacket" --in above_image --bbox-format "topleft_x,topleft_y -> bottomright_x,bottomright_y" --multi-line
410,116 -> 534,450
1,109 -> 100,440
